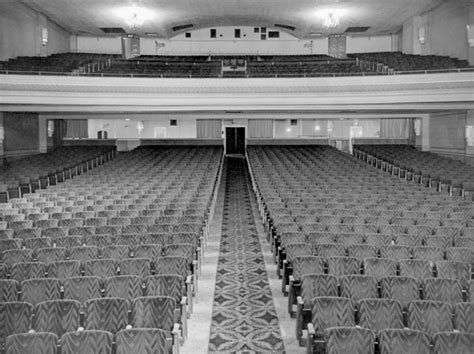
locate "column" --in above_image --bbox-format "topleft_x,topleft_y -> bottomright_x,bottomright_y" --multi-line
468,4 -> 474,65
38,115 -> 48,153
0,113 -> 4,166
466,110 -> 474,165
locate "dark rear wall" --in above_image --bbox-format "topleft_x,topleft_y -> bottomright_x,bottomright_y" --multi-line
4,112 -> 39,153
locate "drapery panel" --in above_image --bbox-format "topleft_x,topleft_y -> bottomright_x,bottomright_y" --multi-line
380,119 -> 409,138
196,119 -> 222,138
248,119 -> 273,138
65,120 -> 88,139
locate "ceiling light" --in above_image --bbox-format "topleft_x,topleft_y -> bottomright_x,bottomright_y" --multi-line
315,125 -> 320,131
129,5 -> 144,31
323,12 -> 340,30
114,4 -> 155,32
286,128 -> 292,132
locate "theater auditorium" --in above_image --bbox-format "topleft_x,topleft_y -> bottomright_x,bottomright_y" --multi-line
0,0 -> 474,353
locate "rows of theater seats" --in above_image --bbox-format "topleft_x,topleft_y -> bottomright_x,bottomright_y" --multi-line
247,145 -> 473,353
0,146 -> 116,203
347,51 -> 470,72
246,59 -> 369,77
0,146 -> 223,353
97,55 -> 369,78
96,58 -> 221,78
1,52 -> 471,77
0,53 -> 118,73
353,144 -> 474,200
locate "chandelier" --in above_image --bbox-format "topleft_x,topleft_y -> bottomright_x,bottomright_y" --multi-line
323,12 -> 340,30
128,4 -> 145,31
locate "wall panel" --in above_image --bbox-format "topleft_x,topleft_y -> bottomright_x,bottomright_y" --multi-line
429,111 -> 466,150
0,2 -> 69,61
3,112 -> 39,154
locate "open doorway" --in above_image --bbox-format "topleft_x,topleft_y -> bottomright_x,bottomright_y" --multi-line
225,126 -> 246,155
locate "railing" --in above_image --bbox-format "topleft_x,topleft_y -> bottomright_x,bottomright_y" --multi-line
393,67 -> 474,75
1,66 -> 473,78
356,58 -> 392,74
76,58 -> 113,75
355,57 -> 474,75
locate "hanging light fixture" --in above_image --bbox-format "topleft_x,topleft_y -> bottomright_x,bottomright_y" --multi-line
128,4 -> 145,32
114,2 -> 155,33
323,12 -> 340,30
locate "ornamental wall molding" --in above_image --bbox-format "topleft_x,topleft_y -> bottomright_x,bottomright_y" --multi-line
1,72 -> 473,112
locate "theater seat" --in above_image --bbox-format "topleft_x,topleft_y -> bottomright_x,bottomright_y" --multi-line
322,327 -> 375,354
357,298 -> 404,332
83,297 -> 129,334
115,328 -> 174,354
0,302 -> 33,347
378,329 -> 431,354
61,330 -> 113,354
432,332 -> 474,354
5,332 -> 58,354
407,300 -> 453,335
33,299 -> 81,337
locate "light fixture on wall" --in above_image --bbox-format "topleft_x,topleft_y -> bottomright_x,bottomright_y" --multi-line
414,119 -> 421,136
47,121 -> 54,138
137,121 -> 144,135
418,27 -> 425,44
467,25 -> 474,47
466,125 -> 474,146
41,27 -> 48,46
327,121 -> 333,133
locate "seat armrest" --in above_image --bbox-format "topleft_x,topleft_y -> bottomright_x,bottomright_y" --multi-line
180,296 -> 188,340
296,296 -> 304,340
172,323 -> 181,354
306,323 -> 315,354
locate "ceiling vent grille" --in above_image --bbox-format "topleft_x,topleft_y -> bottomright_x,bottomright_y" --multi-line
274,24 -> 296,31
344,27 -> 370,33
172,24 -> 194,32
100,27 -> 126,34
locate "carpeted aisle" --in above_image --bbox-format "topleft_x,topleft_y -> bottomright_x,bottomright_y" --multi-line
209,157 -> 284,353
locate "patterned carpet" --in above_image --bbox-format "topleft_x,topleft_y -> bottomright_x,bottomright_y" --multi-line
209,157 -> 284,353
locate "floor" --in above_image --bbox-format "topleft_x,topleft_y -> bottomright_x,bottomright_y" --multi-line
182,157 -> 305,354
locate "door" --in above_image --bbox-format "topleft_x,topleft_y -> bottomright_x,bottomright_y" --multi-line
225,127 -> 246,155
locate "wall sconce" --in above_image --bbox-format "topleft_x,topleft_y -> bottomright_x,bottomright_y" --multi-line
414,119 -> 421,136
41,27 -> 48,46
467,25 -> 474,47
418,27 -> 425,44
466,125 -> 474,146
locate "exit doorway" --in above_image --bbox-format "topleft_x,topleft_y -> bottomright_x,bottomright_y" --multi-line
225,126 -> 246,155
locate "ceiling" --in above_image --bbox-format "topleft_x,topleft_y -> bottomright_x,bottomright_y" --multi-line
15,0 -> 465,39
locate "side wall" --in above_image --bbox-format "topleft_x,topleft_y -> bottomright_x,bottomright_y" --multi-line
0,1 -> 70,61
402,1 -> 473,62
428,110 -> 474,165
3,112 -> 40,158
426,1 -> 470,60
